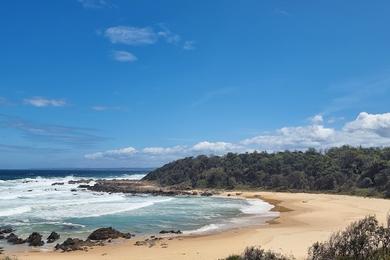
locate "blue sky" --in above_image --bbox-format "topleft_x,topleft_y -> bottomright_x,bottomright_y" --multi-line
1,0 -> 390,168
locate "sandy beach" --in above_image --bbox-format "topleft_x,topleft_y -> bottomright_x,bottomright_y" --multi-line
10,191 -> 390,260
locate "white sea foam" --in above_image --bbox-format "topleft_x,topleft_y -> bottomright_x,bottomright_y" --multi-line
183,223 -> 224,234
0,174 -> 276,239
105,174 -> 146,180
0,206 -> 31,217
240,199 -> 274,214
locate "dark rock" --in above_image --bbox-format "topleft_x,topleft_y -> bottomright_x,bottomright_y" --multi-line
68,179 -> 93,185
134,240 -> 146,246
52,182 -> 64,186
78,184 -> 90,189
200,191 -> 213,196
55,238 -> 96,252
6,233 -> 25,244
0,235 -> 4,240
85,180 -> 188,196
88,227 -> 132,241
0,227 -> 14,234
47,232 -> 60,243
70,189 -> 77,192
122,232 -> 133,239
159,230 -> 182,234
26,232 -> 44,246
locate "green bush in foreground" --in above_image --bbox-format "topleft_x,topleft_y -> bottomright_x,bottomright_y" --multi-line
309,215 -> 390,260
225,215 -> 390,260
224,246 -> 293,260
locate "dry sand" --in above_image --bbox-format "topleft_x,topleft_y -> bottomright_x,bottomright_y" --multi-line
11,191 -> 390,260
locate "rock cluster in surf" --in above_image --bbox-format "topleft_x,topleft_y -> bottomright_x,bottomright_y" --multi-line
0,226 -> 134,253
87,227 -> 133,240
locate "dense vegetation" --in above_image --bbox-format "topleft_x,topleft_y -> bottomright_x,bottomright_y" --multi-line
143,146 -> 390,197
224,215 -> 390,260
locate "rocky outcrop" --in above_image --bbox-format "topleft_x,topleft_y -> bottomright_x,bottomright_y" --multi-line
68,179 -> 93,185
55,238 -> 98,252
51,182 -> 64,186
159,230 -> 182,234
26,232 -> 44,246
200,191 -> 213,196
0,227 -> 14,235
87,227 -> 132,241
54,227 -> 132,252
134,236 -> 164,248
47,232 -> 60,243
86,180 -> 195,196
6,233 -> 25,244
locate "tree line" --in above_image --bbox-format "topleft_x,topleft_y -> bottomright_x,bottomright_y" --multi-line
143,146 -> 390,197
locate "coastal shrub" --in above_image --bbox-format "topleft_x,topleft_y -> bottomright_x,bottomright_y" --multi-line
223,246 -> 292,260
308,215 -> 390,260
143,146 -> 390,198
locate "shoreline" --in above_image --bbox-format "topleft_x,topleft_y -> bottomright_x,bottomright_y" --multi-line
1,193 -> 276,252
8,191 -> 390,260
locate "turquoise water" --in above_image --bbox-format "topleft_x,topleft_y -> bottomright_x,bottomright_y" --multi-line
0,172 -> 278,249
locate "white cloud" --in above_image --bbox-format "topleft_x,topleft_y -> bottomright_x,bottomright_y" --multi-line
103,24 -> 194,52
183,40 -> 195,50
111,50 -> 137,62
157,25 -> 181,44
104,26 -> 158,45
84,112 -> 390,165
24,97 -> 66,107
142,146 -> 186,155
85,147 -> 137,160
310,114 -> 324,124
344,112 -> 390,137
243,112 -> 390,151
192,141 -> 241,153
242,124 -> 335,150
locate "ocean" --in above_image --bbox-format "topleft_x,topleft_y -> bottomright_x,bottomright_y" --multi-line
0,169 -> 277,249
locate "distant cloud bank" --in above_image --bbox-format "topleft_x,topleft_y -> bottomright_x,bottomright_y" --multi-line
84,112 -> 390,164
24,97 -> 66,107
